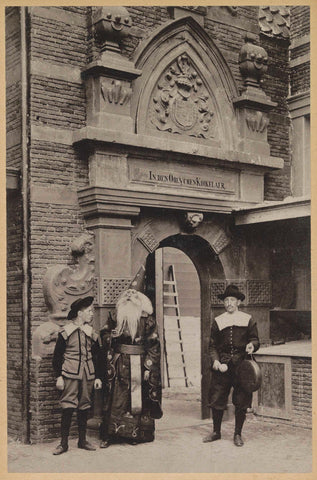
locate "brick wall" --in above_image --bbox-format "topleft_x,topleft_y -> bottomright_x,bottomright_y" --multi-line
290,6 -> 310,39
6,7 -> 22,170
7,192 -> 23,439
291,357 -> 312,428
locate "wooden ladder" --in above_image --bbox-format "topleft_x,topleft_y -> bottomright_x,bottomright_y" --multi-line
163,264 -> 189,387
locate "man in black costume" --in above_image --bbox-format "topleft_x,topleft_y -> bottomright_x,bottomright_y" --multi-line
204,284 -> 260,447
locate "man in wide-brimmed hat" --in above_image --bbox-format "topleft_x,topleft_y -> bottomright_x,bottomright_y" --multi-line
204,284 -> 260,447
52,296 -> 103,455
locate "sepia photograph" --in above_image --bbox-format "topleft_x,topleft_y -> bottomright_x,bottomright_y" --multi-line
5,2 -> 313,476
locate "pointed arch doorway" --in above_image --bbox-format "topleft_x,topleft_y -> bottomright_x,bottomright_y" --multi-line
144,233 -> 225,420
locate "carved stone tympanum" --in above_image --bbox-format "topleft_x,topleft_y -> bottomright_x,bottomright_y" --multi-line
150,54 -> 217,139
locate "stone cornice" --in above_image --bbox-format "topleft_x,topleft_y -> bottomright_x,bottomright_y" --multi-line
77,186 -> 261,218
73,126 -> 284,171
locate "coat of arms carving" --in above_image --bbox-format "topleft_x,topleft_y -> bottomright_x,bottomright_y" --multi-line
150,54 -> 217,139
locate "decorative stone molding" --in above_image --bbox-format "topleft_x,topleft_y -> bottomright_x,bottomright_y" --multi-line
259,6 -> 290,40
150,53 -> 217,140
101,78 -> 132,106
43,233 -> 95,321
137,227 -> 160,253
183,212 -> 204,232
245,110 -> 269,133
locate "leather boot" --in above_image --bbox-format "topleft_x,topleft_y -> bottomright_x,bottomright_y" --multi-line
77,409 -> 96,450
53,408 -> 74,455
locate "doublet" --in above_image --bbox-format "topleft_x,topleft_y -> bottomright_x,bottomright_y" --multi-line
209,311 -> 260,365
53,323 -> 101,381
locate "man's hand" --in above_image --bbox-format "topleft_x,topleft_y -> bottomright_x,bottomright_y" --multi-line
144,370 -> 150,381
56,376 -> 65,391
94,379 -> 102,390
246,342 -> 254,354
213,360 -> 221,371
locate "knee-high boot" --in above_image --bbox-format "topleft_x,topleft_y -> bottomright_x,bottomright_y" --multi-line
53,408 -> 74,455
77,409 -> 96,450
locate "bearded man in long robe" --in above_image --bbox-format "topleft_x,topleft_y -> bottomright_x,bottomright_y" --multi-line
99,288 -> 162,447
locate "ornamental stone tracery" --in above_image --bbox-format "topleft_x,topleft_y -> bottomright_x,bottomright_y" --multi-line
149,54 -> 217,140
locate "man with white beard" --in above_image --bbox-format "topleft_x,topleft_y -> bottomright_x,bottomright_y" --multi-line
99,288 -> 163,448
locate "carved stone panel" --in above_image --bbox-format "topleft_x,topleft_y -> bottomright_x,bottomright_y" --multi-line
247,280 -> 272,305
212,231 -> 231,254
137,227 -> 160,253
43,233 -> 96,320
149,53 -> 218,140
101,277 -> 132,305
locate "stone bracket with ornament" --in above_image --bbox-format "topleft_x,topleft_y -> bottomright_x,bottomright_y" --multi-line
82,6 -> 142,133
233,33 -> 277,156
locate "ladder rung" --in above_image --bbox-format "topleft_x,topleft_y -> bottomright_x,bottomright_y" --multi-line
164,280 -> 176,285
164,304 -> 179,308
169,376 -> 188,380
163,292 -> 177,296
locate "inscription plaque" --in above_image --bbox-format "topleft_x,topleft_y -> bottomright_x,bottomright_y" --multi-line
129,164 -> 236,195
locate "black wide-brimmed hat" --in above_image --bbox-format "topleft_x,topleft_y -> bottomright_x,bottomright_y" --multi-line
67,296 -> 94,320
217,284 -> 245,302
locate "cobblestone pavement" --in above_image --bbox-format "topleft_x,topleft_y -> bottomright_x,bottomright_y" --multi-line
7,387 -> 313,474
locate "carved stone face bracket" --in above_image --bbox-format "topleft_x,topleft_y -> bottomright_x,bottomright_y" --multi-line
182,212 -> 204,232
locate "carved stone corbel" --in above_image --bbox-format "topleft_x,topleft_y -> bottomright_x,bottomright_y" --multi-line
182,212 -> 204,232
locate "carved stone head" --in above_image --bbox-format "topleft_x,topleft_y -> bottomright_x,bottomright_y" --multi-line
183,212 -> 204,231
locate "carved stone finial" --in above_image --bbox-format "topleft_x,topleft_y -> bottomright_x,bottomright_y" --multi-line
43,233 -> 95,321
239,33 -> 268,90
93,6 -> 132,54
183,212 -> 204,232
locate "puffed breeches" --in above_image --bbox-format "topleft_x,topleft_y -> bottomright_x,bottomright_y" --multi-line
208,363 -> 252,411
60,370 -> 94,410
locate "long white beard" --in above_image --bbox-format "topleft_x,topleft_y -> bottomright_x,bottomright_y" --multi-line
116,299 -> 142,342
